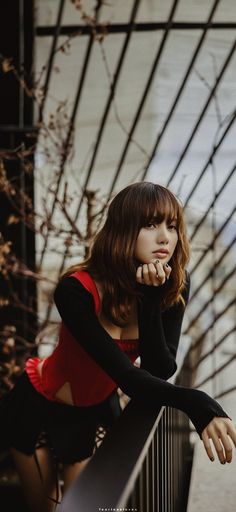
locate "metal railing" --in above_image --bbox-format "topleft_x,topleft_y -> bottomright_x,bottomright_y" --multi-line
60,359 -> 192,512
125,406 -> 191,512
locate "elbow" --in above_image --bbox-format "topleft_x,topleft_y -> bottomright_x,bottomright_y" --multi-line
164,360 -> 177,379
148,360 -> 177,380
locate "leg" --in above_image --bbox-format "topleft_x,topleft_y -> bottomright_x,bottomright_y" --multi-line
62,456 -> 91,494
11,446 -> 61,512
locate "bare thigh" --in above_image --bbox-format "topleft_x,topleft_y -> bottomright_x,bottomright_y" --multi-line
63,456 -> 92,494
11,446 -> 61,512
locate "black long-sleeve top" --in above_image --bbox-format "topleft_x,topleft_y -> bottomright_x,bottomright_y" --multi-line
53,272 -> 229,438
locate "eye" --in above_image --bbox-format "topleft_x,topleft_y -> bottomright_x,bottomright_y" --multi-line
145,222 -> 156,229
168,223 -> 177,230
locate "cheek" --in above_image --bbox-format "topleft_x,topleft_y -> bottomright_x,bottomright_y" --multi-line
135,232 -> 147,255
173,235 -> 179,251
171,234 -> 178,252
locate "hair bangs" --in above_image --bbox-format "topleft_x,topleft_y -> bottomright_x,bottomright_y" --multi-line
139,185 -> 181,227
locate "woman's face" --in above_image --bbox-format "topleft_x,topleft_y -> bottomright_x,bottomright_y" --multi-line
134,219 -> 178,265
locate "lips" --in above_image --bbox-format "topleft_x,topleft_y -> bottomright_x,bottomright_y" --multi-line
153,249 -> 169,258
152,249 -> 169,255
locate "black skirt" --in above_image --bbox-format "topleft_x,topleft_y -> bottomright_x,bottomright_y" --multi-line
0,371 -> 122,464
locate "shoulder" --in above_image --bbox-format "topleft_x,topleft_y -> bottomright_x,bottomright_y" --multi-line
54,274 -> 95,307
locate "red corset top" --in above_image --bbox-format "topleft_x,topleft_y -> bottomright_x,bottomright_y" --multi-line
25,271 -> 140,406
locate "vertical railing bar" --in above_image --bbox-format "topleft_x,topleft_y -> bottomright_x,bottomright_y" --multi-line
167,408 -> 170,512
173,410 -> 177,506
170,408 -> 173,512
155,432 -> 158,512
154,427 -> 158,512
146,447 -> 150,511
121,404 -> 191,511
61,359 -> 192,511
164,409 -> 167,512
159,417 -> 163,512
160,414 -> 164,512
166,409 -> 169,512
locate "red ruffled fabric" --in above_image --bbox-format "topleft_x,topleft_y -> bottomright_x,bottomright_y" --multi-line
25,358 -> 50,399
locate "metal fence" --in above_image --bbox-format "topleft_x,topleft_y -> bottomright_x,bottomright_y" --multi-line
60,359 -> 192,512
126,407 -> 191,512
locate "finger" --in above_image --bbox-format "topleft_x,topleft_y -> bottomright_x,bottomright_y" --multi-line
221,437 -> 233,463
155,260 -> 166,284
136,265 -> 143,284
215,424 -> 234,463
226,420 -> 236,449
163,262 -> 172,280
142,264 -> 152,285
147,263 -> 159,286
210,432 -> 227,464
202,430 -> 215,462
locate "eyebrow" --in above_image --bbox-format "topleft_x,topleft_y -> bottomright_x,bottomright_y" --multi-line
151,216 -> 177,222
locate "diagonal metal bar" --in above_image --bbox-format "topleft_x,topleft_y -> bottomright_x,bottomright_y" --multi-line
190,326 -> 236,371
190,232 -> 236,303
166,37 -> 236,187
183,111 -> 236,209
74,0 -> 141,220
215,385 -> 236,400
38,0 -> 65,123
189,202 -> 236,276
187,296 -> 235,353
140,0 -> 220,182
186,264 -> 236,332
189,156 -> 236,241
39,1 -> 103,269
196,353 -> 236,388
106,0 -> 180,199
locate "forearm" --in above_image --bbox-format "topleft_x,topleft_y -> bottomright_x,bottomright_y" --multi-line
54,276 -> 229,439
119,366 -> 229,438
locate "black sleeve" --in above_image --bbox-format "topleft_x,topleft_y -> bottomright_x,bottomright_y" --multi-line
138,272 -> 190,380
54,276 -> 230,438
162,271 -> 191,360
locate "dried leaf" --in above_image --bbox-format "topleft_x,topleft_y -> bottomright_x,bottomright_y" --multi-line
7,215 -> 20,225
0,297 -> 9,307
2,58 -> 14,73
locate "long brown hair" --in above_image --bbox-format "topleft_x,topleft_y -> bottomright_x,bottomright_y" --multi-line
62,182 -> 190,325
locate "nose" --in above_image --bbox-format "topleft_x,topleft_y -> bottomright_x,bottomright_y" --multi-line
156,223 -> 169,244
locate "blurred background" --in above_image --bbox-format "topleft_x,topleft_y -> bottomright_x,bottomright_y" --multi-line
0,1 -> 236,510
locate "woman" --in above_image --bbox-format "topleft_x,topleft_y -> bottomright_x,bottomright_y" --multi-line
1,182 -> 236,512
